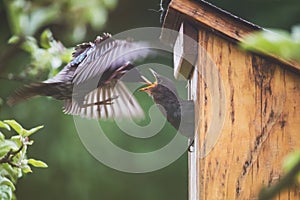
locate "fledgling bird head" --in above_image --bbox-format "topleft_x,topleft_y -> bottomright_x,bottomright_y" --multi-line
139,69 -> 178,98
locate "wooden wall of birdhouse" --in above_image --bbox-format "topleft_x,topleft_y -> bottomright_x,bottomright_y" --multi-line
161,0 -> 300,200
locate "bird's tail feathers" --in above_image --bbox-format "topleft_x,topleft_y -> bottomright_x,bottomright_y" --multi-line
7,82 -> 65,106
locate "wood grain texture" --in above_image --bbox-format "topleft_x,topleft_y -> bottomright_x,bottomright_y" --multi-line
191,28 -> 300,200
164,0 -> 300,74
160,1 -> 300,199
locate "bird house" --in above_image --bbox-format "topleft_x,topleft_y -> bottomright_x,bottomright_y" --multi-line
160,0 -> 300,199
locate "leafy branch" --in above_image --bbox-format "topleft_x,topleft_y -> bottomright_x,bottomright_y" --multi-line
1,0 -> 117,78
0,120 -> 47,200
0,144 -> 24,167
6,29 -> 73,81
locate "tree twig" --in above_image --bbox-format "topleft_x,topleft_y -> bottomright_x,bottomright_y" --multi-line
0,144 -> 24,167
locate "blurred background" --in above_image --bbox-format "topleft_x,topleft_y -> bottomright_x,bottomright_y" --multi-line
0,0 -> 300,199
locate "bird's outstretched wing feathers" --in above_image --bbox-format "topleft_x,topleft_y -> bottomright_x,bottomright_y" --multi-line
64,81 -> 144,119
8,33 -> 151,120
65,34 -> 152,119
72,35 -> 153,85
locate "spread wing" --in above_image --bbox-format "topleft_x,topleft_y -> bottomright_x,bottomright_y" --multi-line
8,34 -> 151,120
66,34 -> 153,119
63,81 -> 144,119
72,36 -> 153,85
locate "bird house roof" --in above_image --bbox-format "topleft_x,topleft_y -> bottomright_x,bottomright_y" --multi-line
160,0 -> 300,73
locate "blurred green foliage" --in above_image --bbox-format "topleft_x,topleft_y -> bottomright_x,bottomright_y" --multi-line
8,29 -> 73,80
0,0 -> 300,200
258,151 -> 300,200
0,120 -> 47,200
3,0 -> 117,41
283,151 -> 300,182
241,25 -> 300,61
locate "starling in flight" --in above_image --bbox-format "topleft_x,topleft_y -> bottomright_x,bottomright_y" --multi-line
8,33 -> 153,119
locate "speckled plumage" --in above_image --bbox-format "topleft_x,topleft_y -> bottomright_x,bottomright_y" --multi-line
8,33 -> 153,119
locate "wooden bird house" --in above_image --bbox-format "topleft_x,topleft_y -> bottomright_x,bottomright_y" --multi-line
160,0 -> 300,199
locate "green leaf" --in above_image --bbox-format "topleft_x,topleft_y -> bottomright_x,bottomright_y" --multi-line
0,185 -> 13,200
22,125 -> 44,137
0,140 -> 19,157
28,159 -> 48,168
0,146 -> 11,158
21,165 -> 32,174
40,29 -> 52,49
3,0 -> 23,34
10,135 -> 22,147
60,48 -> 73,63
241,28 -> 300,61
7,36 -> 20,44
0,132 -> 4,141
0,177 -> 15,191
3,120 -> 43,137
0,121 -> 10,131
103,0 -> 117,9
0,164 -> 21,184
283,151 -> 300,170
21,36 -> 38,53
3,120 -> 24,136
283,150 -> 300,181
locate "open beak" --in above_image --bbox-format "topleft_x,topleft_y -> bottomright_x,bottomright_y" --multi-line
139,69 -> 158,92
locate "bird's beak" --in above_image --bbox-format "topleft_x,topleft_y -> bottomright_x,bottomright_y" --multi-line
148,68 -> 158,79
139,75 -> 157,92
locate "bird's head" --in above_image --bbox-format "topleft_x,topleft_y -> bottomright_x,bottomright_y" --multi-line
139,69 -> 178,96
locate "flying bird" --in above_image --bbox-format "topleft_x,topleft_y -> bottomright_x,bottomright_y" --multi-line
8,33 -> 154,119
139,69 -> 195,148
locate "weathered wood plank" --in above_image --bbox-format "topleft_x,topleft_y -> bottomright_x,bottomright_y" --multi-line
192,28 -> 300,200
165,0 -> 300,74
